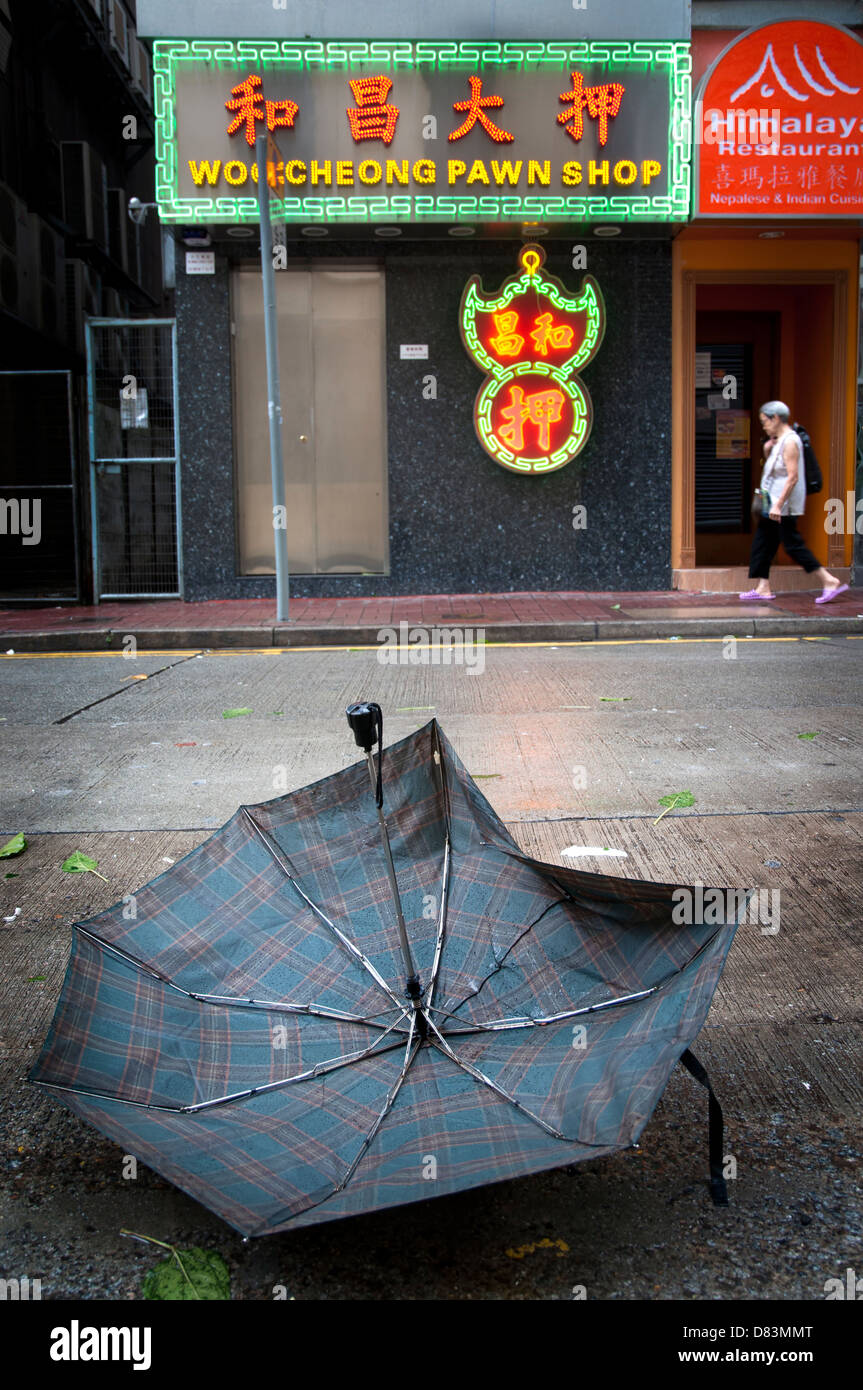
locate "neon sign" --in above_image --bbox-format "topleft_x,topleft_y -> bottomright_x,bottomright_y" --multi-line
449,76 -> 515,144
154,41 -> 691,224
225,74 -> 298,146
460,244 -> 606,474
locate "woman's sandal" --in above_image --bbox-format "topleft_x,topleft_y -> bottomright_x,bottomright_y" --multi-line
814,583 -> 849,605
739,589 -> 775,601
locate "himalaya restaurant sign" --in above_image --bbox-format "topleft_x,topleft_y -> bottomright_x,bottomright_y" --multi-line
153,40 -> 691,224
696,21 -> 863,217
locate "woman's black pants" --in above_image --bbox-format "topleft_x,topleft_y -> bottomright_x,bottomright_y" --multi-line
748,515 -> 821,579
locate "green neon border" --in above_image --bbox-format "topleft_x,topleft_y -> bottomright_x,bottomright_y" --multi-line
461,270 -> 604,378
154,39 -> 691,224
474,367 -> 592,473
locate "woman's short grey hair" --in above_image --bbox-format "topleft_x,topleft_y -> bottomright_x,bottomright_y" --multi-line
759,400 -> 791,422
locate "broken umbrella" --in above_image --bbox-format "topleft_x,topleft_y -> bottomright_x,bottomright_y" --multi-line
30,706 -> 738,1236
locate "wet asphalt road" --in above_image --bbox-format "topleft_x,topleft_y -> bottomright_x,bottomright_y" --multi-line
0,636 -> 861,1303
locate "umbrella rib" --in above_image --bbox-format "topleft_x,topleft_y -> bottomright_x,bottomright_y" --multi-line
241,808 -> 411,1021
186,994 -> 407,1032
30,1025 -> 409,1114
184,1020 -> 409,1112
423,1013 -> 577,1143
426,987 -> 657,1034
426,921 -> 730,1035
247,1015 -> 423,1236
74,928 -> 407,1035
329,1013 -> 422,1195
440,895 -> 571,1020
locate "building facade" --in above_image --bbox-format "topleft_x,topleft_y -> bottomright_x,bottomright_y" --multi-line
4,1 -> 860,604
0,0 -> 167,603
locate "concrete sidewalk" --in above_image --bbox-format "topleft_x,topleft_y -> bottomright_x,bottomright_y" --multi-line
1,586 -> 861,650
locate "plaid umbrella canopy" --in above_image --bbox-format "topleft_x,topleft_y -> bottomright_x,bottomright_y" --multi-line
31,713 -> 738,1237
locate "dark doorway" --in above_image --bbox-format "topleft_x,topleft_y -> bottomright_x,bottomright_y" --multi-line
694,311 -> 778,567
0,370 -> 80,600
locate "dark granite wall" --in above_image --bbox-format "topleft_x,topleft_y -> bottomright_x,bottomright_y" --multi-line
177,238 -> 672,598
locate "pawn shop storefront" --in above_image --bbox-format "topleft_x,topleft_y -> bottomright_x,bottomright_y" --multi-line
672,18 -> 862,593
154,35 -> 692,599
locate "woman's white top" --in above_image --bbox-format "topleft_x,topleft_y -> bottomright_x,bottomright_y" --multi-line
761,429 -> 806,517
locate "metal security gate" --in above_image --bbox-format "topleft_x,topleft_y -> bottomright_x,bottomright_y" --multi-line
86,318 -> 182,598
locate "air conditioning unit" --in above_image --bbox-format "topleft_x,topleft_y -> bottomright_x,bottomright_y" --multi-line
61,142 -> 109,249
108,0 -> 129,68
131,38 -> 152,107
28,213 -> 67,341
0,181 -> 36,324
65,258 -> 102,356
106,187 -> 129,272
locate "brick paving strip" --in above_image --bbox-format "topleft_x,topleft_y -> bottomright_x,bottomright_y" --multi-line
1,588 -> 862,651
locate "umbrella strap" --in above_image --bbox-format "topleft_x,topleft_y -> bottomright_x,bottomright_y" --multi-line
374,704 -> 383,807
679,1047 -> 729,1207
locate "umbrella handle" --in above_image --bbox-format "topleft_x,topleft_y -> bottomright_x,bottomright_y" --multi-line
346,702 -> 383,807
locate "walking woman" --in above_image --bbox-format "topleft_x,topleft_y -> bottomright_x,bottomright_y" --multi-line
740,401 -> 848,604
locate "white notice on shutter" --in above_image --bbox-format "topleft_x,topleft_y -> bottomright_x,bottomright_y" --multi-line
185,251 -> 216,275
400,344 -> 428,359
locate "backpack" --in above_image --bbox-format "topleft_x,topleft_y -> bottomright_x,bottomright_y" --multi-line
792,422 -> 823,494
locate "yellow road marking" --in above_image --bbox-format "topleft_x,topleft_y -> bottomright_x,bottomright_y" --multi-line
0,635 -> 842,659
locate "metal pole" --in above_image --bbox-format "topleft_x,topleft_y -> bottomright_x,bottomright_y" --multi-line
256,133 -> 290,623
364,750 -> 417,984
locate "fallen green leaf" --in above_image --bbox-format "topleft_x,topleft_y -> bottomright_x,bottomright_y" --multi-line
654,790 -> 695,825
141,1245 -> 230,1301
222,708 -> 253,719
600,697 -> 631,702
610,604 -> 621,610
26,975 -> 46,982
61,850 -> 108,882
797,731 -> 820,740
0,833 -> 26,858
472,773 -> 502,779
396,707 -> 436,712
4,872 -> 19,879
